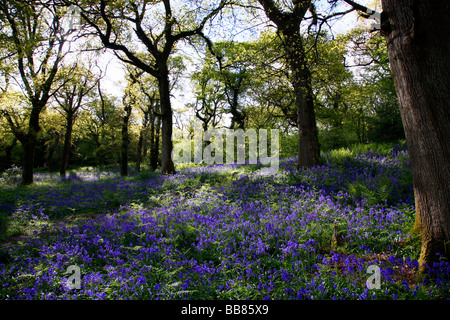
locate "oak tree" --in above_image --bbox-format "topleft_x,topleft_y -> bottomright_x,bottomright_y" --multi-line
70,0 -> 232,174
342,0 -> 450,273
0,0 -> 72,184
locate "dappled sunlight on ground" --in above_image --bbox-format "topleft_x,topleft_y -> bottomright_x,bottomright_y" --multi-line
0,147 -> 449,299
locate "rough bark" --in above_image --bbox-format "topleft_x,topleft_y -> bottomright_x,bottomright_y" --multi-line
285,30 -> 320,168
158,67 -> 175,174
381,0 -> 450,273
21,106 -> 43,185
230,88 -> 246,130
149,114 -> 157,171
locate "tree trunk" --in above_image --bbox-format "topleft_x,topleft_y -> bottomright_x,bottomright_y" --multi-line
60,113 -> 73,176
257,0 -> 320,169
152,115 -> 161,170
121,105 -> 132,176
136,109 -> 150,173
158,67 -> 175,174
142,137 -> 148,161
22,140 -> 36,185
381,0 -> 450,273
4,138 -> 17,169
285,30 -> 320,168
21,107 -> 42,185
136,128 -> 144,173
229,85 -> 245,130
149,113 -> 157,171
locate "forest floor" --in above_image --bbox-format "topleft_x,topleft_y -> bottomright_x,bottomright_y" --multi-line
1,144 -> 449,300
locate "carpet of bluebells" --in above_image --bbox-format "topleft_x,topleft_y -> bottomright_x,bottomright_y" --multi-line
0,145 -> 449,300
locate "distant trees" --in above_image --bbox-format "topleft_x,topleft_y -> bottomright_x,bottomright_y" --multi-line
190,63 -> 225,132
133,74 -> 160,173
77,80 -> 121,167
313,28 -> 403,149
120,69 -> 141,176
191,40 -> 263,131
54,63 -> 101,177
212,41 -> 255,130
345,28 -> 403,144
0,0 -> 401,180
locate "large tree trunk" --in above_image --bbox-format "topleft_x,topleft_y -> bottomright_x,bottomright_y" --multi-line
285,30 -> 320,168
60,114 -> 73,176
22,141 -> 36,185
21,107 -> 42,185
381,0 -> 450,273
257,0 -> 320,169
158,67 -> 175,174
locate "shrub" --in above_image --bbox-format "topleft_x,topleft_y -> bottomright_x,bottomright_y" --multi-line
0,164 -> 22,185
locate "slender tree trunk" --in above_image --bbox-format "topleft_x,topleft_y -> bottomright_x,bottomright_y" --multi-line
158,67 -> 175,174
60,114 -> 73,176
136,109 -> 150,173
136,129 -> 144,173
121,105 -> 132,176
142,137 -> 148,161
152,115 -> 161,170
149,113 -> 157,171
381,0 -> 450,273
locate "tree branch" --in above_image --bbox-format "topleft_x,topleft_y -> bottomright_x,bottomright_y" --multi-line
77,1 -> 159,77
